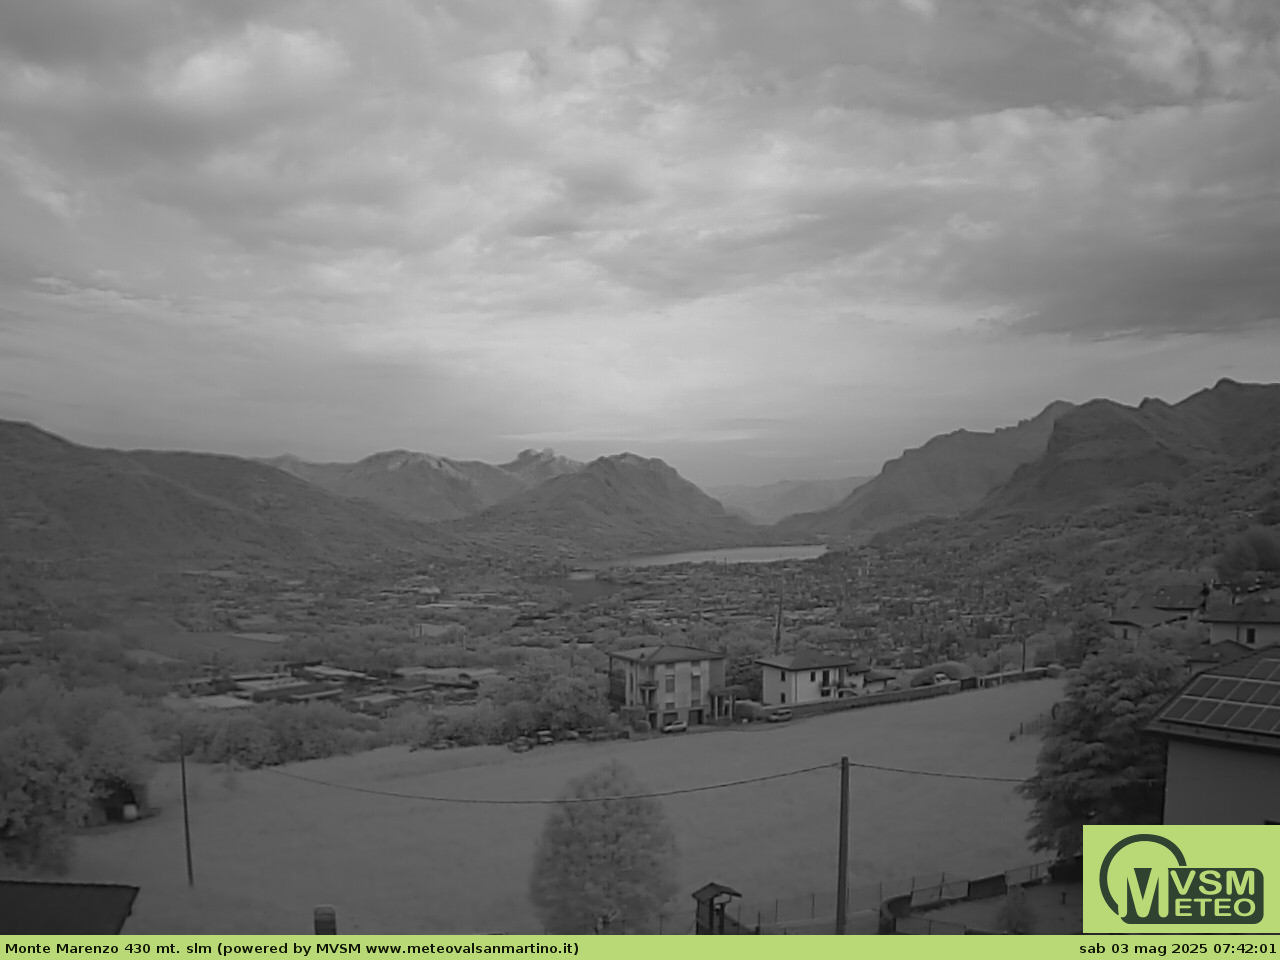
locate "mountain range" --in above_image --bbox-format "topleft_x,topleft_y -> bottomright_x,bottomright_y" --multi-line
2,378 -> 1276,570
447,453 -> 766,557
981,379 -> 1280,516
780,400 -> 1076,537
0,420 -> 455,567
262,447 -> 582,523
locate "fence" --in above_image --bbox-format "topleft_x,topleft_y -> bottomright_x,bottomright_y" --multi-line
978,667 -> 1050,688
881,859 -> 1063,935
730,869 -> 1006,936
780,681 -> 962,722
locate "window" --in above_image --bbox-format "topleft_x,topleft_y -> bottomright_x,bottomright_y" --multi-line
810,671 -> 816,682
1247,628 -> 1257,645
780,670 -> 787,680
665,673 -> 676,692
780,692 -> 787,704
691,675 -> 701,699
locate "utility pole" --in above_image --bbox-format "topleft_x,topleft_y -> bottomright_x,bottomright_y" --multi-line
179,732 -> 194,887
773,594 -> 783,656
835,756 -> 850,935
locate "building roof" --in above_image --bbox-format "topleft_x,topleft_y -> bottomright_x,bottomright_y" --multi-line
1145,650 -> 1280,753
1141,584 -> 1209,612
692,882 -> 742,902
755,649 -> 859,671
609,644 -> 725,664
0,880 -> 139,934
1186,640 -> 1255,668
1202,598 -> 1280,625
1109,606 -> 1189,629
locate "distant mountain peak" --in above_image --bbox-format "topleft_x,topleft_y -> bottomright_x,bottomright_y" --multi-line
599,452 -> 657,468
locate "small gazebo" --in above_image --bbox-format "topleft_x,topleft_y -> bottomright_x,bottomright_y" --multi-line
692,882 -> 744,934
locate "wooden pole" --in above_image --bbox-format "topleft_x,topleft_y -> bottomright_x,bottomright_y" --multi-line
835,756 -> 850,934
180,732 -> 194,887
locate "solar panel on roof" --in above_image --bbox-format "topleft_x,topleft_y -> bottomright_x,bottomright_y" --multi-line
1185,700 -> 1217,723
1258,686 -> 1280,706
1248,707 -> 1280,733
1186,676 -> 1216,696
1247,661 -> 1280,681
1231,680 -> 1262,702
1162,698 -> 1196,721
1207,678 -> 1241,699
1231,705 -> 1264,729
1205,702 -> 1243,727
1261,709 -> 1280,735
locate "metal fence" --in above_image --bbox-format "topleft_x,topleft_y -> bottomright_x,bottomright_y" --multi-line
724,860 -> 1060,936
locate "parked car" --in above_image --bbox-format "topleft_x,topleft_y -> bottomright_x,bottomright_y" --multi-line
661,720 -> 688,734
767,708 -> 793,723
534,729 -> 555,745
934,673 -> 951,685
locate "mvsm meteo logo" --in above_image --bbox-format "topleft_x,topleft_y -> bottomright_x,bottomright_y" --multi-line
1099,834 -> 1264,925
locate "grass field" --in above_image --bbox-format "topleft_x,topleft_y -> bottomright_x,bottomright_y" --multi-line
64,679 -> 1063,935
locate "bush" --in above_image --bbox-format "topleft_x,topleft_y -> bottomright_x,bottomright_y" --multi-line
997,885 -> 1037,934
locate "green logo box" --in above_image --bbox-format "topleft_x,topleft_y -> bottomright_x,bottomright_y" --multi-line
1086,826 -> 1280,933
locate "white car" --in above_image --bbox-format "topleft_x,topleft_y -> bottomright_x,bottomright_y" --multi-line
661,720 -> 688,733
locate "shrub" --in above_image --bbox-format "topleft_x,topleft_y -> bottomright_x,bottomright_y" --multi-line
997,885 -> 1037,934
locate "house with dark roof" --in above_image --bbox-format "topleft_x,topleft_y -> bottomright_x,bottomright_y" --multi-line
754,649 -> 867,706
606,644 -> 726,728
1108,606 -> 1193,641
1141,584 -> 1209,616
1145,650 -> 1280,824
1203,597 -> 1280,649
0,880 -> 139,934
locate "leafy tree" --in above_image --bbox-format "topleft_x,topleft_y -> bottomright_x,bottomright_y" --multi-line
1019,639 -> 1185,859
1217,525 -> 1280,589
0,721 -> 92,873
529,761 -> 677,934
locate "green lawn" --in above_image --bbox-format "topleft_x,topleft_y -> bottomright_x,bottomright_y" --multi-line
66,679 -> 1063,935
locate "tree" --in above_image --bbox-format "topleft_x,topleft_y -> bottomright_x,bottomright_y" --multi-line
1217,526 -> 1280,589
529,761 -> 677,934
1019,638 -> 1185,860
0,721 -> 92,873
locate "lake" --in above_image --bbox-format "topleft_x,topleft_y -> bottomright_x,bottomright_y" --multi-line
581,543 -> 830,570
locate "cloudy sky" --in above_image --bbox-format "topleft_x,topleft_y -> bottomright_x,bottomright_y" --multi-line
1,0 -> 1279,486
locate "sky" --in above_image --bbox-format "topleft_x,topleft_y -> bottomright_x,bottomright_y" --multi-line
1,0 -> 1279,487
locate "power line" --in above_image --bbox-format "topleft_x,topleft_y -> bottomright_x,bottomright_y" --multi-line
263,760 -> 840,804
260,754 -> 1065,803
264,760 -> 841,803
845,759 -> 1026,783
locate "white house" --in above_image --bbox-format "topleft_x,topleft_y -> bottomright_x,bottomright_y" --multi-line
755,649 -> 865,706
1203,597 -> 1280,650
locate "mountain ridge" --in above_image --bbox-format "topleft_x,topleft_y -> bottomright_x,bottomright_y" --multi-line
777,400 -> 1076,536
450,452 -> 772,558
